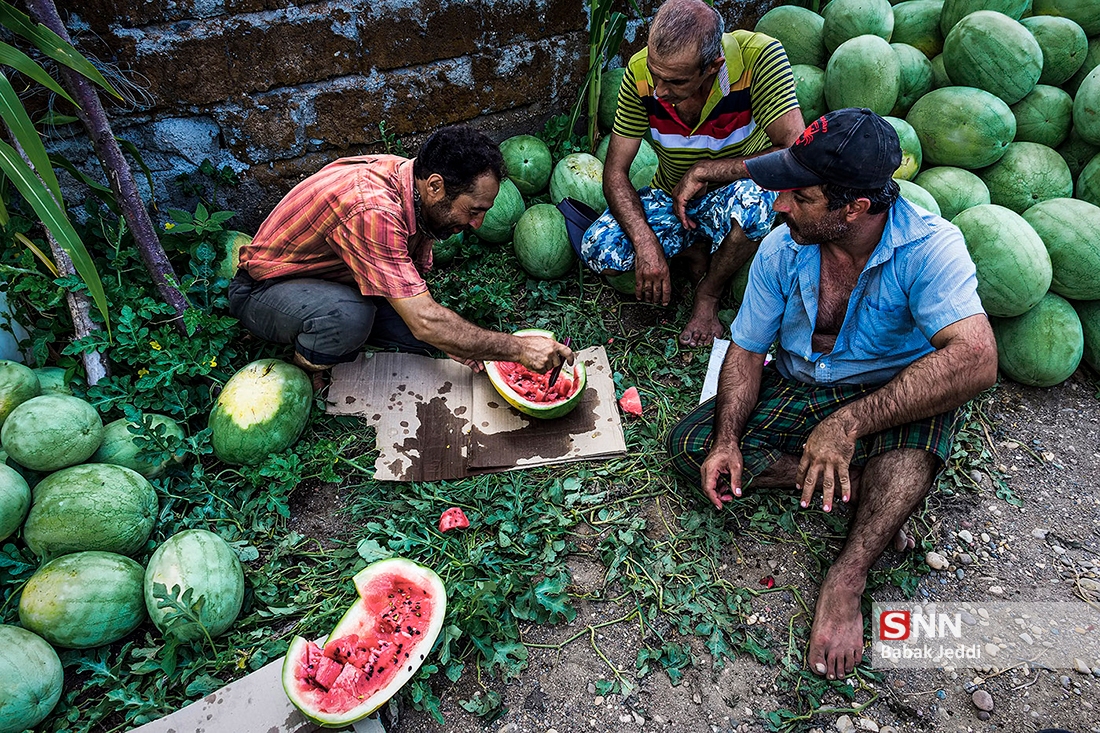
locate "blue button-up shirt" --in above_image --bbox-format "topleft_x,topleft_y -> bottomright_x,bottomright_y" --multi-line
730,198 -> 985,386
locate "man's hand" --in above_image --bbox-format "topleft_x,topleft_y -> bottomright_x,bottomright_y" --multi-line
700,444 -> 743,510
796,416 -> 857,513
634,240 -> 671,305
514,334 -> 574,373
671,165 -> 708,230
446,353 -> 484,372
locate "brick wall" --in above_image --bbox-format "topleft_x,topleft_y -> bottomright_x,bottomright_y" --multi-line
51,0 -> 771,230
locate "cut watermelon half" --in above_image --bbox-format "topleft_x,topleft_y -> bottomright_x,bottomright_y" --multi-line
282,558 -> 446,728
484,329 -> 587,420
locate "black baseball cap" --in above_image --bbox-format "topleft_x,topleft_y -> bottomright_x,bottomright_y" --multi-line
745,108 -> 902,191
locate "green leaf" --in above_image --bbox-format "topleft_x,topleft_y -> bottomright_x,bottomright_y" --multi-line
0,1 -> 120,97
0,71 -> 62,201
356,538 -> 393,562
0,138 -> 111,334
48,153 -> 119,213
0,40 -> 74,104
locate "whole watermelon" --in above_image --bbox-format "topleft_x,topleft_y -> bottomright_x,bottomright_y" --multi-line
754,5 -> 827,67
822,0 -> 894,53
940,0 -> 1030,36
914,166 -> 991,220
1064,37 -> 1100,97
594,135 -> 658,191
0,463 -> 29,543
1074,299 -> 1100,371
886,116 -> 923,180
1072,67 -> 1100,146
1079,153 -> 1100,207
23,463 -> 157,561
513,204 -> 575,280
1011,85 -> 1074,148
91,414 -> 185,478
144,529 -> 245,641
476,178 -> 525,244
19,551 -> 146,649
952,204 -> 1052,317
977,142 -> 1073,213
1031,0 -> 1100,37
891,43 -> 934,116
906,87 -> 1015,168
825,35 -> 901,116
1021,198 -> 1100,300
32,366 -> 70,395
1057,126 -> 1100,178
0,625 -> 63,733
930,53 -> 951,89
0,360 -> 38,429
942,11 -> 1042,105
1,394 -> 102,472
897,179 -> 942,215
209,359 -> 312,466
433,231 -> 462,266
550,153 -> 606,214
992,292 -> 1083,386
890,0 -> 944,58
499,135 -> 553,196
598,68 -> 626,131
792,65 -> 826,125
1020,16 -> 1088,86
215,230 -> 252,281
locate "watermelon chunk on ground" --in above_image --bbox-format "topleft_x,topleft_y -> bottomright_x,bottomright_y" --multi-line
619,386 -> 643,417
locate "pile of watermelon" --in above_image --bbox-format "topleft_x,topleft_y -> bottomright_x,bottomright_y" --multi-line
755,0 -> 1100,387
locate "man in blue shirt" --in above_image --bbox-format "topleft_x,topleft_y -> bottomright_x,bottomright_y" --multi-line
666,109 -> 998,683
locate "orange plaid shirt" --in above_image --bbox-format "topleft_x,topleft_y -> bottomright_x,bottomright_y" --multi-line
239,155 -> 432,299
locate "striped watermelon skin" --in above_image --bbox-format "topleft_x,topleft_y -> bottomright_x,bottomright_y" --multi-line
0,625 -> 63,732
19,551 -> 146,649
1,394 -> 102,472
209,359 -> 312,466
144,529 -> 245,641
22,463 -> 157,561
0,360 -> 39,429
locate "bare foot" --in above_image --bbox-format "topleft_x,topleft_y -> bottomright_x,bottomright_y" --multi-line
674,243 -> 709,285
893,524 -> 917,552
807,570 -> 865,681
679,298 -> 725,347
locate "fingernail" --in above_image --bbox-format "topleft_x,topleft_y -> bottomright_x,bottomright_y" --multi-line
800,501 -> 807,508
815,663 -> 826,674
734,488 -> 741,496
828,674 -> 835,680
823,504 -> 830,512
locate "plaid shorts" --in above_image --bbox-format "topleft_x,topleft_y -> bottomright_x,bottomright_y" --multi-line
666,367 -> 958,482
578,180 -> 777,273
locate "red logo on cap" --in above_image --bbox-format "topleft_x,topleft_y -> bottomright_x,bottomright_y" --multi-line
795,116 -> 828,146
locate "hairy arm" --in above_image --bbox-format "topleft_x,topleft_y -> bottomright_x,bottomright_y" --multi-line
388,292 -> 573,371
672,109 -> 806,229
797,313 -> 998,510
699,343 -> 768,509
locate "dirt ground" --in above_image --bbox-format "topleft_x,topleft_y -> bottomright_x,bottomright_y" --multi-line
383,370 -> 1100,733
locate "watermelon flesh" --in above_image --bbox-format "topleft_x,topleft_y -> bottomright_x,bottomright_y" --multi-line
492,361 -> 578,405
283,559 -> 446,727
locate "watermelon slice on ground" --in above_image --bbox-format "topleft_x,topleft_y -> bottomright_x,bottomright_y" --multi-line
282,558 -> 446,728
438,507 -> 469,532
619,386 -> 642,417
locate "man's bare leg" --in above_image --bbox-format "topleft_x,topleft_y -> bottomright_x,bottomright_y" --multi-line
806,448 -> 937,680
679,224 -> 758,348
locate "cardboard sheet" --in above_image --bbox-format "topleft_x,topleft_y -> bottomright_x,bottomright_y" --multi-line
326,347 -> 626,481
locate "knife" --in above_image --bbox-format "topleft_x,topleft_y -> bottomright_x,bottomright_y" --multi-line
547,337 -> 571,388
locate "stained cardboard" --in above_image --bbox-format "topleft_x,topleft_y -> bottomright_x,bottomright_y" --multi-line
325,347 -> 625,480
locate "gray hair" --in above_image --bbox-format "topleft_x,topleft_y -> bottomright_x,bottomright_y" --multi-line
649,0 -> 724,71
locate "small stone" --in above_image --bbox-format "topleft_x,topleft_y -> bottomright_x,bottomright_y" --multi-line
956,569 -> 965,580
746,614 -> 759,626
692,692 -> 702,704
926,552 -> 950,570
619,713 -> 633,724
586,682 -> 596,695
653,714 -> 667,725
768,559 -> 778,570
958,553 -> 973,565
972,689 -> 994,712
1076,658 -> 1092,674
958,529 -> 975,544
857,718 -> 879,731
880,728 -> 897,733
988,585 -> 1004,595
498,724 -> 518,733
632,712 -> 644,725
978,608 -> 990,620
1032,528 -> 1050,539
984,643 -> 999,657
547,729 -> 558,733
593,696 -> 603,705
978,711 -> 991,721
1061,675 -> 1073,688
835,715 -> 856,733
1020,633 -> 1034,645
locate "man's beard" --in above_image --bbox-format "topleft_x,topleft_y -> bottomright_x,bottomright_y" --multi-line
780,211 -> 850,246
417,197 -> 464,241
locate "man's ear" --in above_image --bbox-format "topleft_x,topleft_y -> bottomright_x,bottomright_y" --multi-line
703,55 -> 725,78
847,197 -> 873,220
425,173 -> 447,203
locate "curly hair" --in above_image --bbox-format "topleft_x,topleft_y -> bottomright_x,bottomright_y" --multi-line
413,125 -> 505,199
823,179 -> 900,215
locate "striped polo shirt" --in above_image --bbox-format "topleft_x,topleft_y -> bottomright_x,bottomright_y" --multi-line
613,30 -> 799,192
239,155 -> 431,300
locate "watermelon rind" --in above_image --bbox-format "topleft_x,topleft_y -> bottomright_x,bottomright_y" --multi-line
992,292 -> 1084,387
913,166 -> 991,221
940,0 -> 1030,37
31,366 -> 71,395
891,43 -> 934,117
0,463 -> 30,542
215,230 -> 253,281
1074,299 -> 1100,372
885,116 -> 923,180
977,141 -> 1073,214
19,551 -> 147,649
598,68 -> 627,131
754,5 -> 826,68
1031,0 -> 1100,37
1011,85 -> 1074,149
0,625 -> 63,733
821,0 -> 894,54
594,136 -> 658,191
0,360 -> 39,429
941,11 -> 1042,106
1021,197 -> 1100,300
1020,15 -> 1088,87
1057,126 -> 1099,179
484,329 -> 588,420
512,204 -> 576,280
281,558 -> 447,728
896,179 -> 942,216
1,394 -> 102,472
144,529 -> 245,641
209,359 -> 312,465
890,0 -> 945,59
906,86 -> 1015,169
475,178 -> 525,244
549,153 -> 606,214
824,35 -> 901,116
23,463 -> 158,561
500,135 -> 553,196
92,414 -> 185,478
1073,67 -> 1100,147
792,65 -> 826,125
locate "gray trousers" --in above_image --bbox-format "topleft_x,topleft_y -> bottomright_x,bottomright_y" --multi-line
228,272 -> 435,365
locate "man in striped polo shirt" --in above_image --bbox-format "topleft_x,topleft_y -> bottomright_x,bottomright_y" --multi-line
230,126 -> 573,384
666,109 -> 997,682
581,0 -> 805,347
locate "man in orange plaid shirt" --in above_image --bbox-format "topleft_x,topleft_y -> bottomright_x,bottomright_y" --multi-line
230,126 -> 572,381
